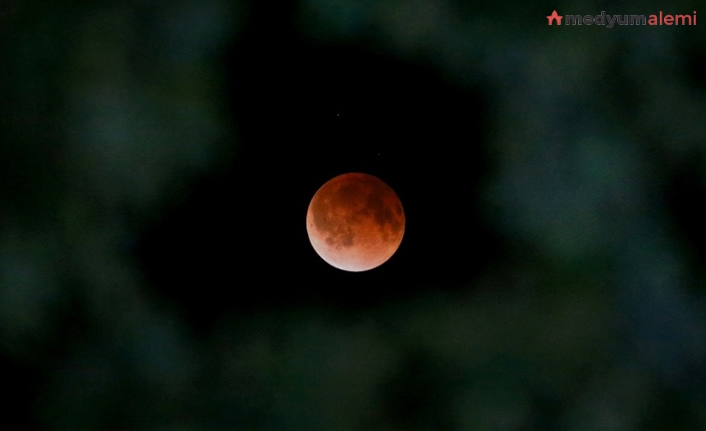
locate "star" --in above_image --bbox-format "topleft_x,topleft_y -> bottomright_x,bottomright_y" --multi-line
546,10 -> 563,25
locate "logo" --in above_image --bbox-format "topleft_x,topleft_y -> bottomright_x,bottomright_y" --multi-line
546,10 -> 562,25
546,10 -> 696,28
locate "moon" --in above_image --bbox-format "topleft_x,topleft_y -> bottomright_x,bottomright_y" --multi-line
306,173 -> 405,272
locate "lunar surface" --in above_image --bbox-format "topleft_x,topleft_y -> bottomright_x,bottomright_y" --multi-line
306,173 -> 405,272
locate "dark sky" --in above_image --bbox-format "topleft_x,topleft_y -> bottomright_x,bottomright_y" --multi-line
2,1 -> 706,430
136,4 -> 500,327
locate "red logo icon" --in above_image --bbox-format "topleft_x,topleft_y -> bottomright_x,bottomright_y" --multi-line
547,10 -> 563,25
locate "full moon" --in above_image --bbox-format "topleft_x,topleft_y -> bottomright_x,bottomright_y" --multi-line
306,173 -> 405,272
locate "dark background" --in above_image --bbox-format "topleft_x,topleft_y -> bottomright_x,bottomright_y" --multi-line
1,0 -> 705,430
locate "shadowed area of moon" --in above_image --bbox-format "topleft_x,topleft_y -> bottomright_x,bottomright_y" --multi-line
306,173 -> 405,272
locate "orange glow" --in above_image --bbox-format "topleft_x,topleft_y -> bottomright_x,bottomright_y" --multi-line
306,173 -> 405,272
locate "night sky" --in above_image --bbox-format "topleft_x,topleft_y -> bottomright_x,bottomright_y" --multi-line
2,1 -> 706,430
136,5 -> 498,326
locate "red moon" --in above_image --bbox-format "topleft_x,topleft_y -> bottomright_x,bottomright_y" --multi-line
306,173 -> 405,272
